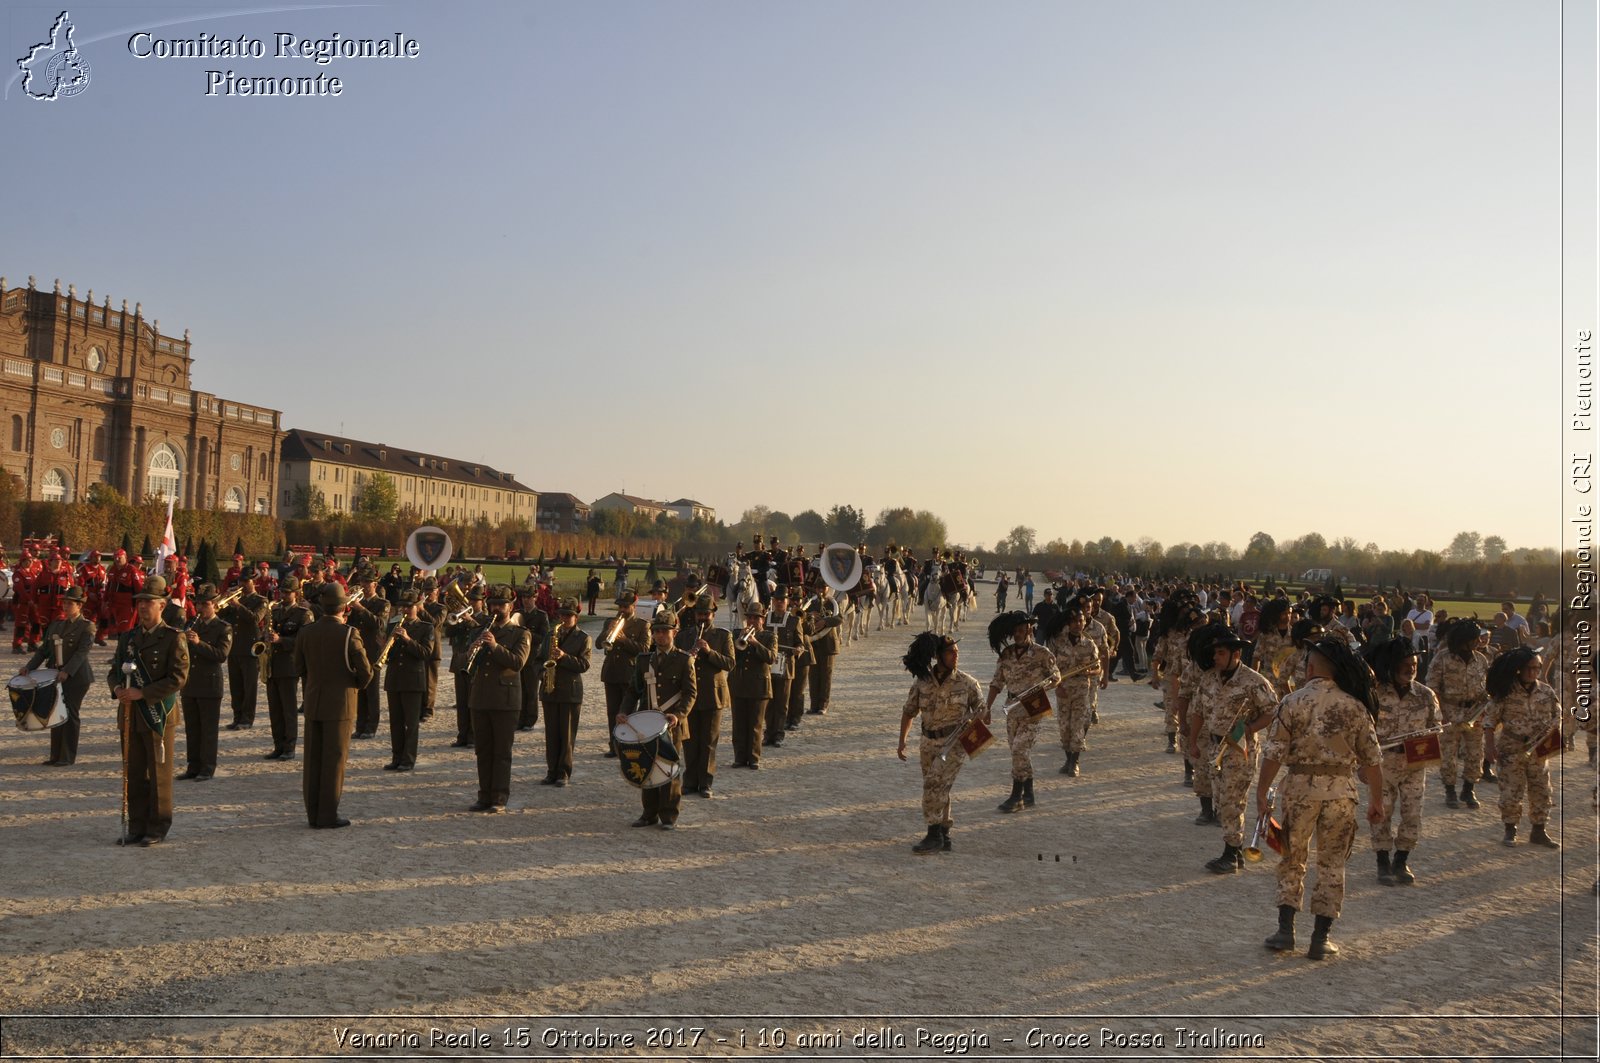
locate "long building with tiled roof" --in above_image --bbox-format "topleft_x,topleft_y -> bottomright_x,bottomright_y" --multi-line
279,429 -> 536,525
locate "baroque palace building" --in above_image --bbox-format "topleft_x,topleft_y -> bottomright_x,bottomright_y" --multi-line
279,429 -> 537,525
0,276 -> 284,514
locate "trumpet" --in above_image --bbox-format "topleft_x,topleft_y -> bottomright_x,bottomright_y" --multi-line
736,624 -> 758,649
1244,785 -> 1279,862
599,614 -> 626,651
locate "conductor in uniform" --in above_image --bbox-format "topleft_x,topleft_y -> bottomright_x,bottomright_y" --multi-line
109,575 -> 190,846
295,584 -> 374,829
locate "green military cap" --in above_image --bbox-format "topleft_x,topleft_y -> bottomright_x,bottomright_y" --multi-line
617,589 -> 638,605
558,596 -> 582,616
694,593 -> 715,612
193,584 -> 220,603
320,584 -> 351,610
281,576 -> 301,592
134,575 -> 169,601
62,585 -> 86,603
488,584 -> 515,603
398,589 -> 419,605
651,608 -> 679,630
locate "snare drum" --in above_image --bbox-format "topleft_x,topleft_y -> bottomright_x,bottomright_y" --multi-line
9,669 -> 64,731
956,717 -> 994,758
614,709 -> 683,789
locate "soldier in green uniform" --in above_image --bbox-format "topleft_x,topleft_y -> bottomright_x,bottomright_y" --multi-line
264,577 -> 313,760
445,584 -> 487,749
295,584 -> 373,829
1257,639 -> 1385,959
179,585 -> 232,780
108,575 -> 190,846
466,586 -> 532,813
382,589 -> 434,772
598,589 -> 650,759
515,583 -> 551,733
619,608 -> 696,829
220,574 -> 269,730
540,598 -> 592,786
728,601 -> 777,769
681,593 -> 734,797
22,584 -> 95,765
349,572 -> 390,739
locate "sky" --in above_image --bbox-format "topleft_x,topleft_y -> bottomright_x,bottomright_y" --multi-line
2,0 -> 1576,554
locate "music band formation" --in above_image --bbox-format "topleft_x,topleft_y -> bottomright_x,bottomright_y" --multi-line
908,578 -> 1591,962
6,534 -> 947,841
7,539 -> 1590,963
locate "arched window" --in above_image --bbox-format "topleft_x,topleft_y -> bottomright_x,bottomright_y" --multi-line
41,468 -> 69,502
147,442 -> 182,503
92,426 -> 106,462
223,486 -> 243,512
9,415 -> 21,450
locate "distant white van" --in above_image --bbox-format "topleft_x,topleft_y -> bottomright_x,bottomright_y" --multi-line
1300,568 -> 1333,583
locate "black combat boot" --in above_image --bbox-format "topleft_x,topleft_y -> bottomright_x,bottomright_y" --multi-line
912,826 -> 942,855
1529,823 -> 1560,849
1443,784 -> 1459,809
1205,843 -> 1242,874
1065,751 -> 1080,777
1182,760 -> 1194,787
1264,905 -> 1295,951
1502,823 -> 1517,847
1376,850 -> 1394,886
998,778 -> 1025,814
939,824 -> 952,852
1308,915 -> 1338,960
1391,850 -> 1416,884
1021,777 -> 1035,808
1481,760 -> 1498,784
1194,796 -> 1216,826
1166,732 -> 1177,754
1460,781 -> 1479,809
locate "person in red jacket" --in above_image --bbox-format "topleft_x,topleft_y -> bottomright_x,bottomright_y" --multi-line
37,549 -> 74,625
222,553 -> 246,592
77,549 -> 110,644
106,548 -> 144,636
10,547 -> 42,652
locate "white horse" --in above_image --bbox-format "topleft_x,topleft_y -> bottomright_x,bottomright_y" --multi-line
725,559 -> 759,627
923,579 -> 950,634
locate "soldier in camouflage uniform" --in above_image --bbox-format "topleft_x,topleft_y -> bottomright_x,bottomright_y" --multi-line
1150,596 -> 1204,764
986,611 -> 1060,813
1081,591 -> 1115,724
1482,646 -> 1562,849
1045,605 -> 1101,777
1253,598 -> 1297,701
1188,629 -> 1278,874
1366,637 -> 1442,885
1179,624 -> 1227,823
897,631 -> 985,855
1426,619 -> 1489,810
1257,638 -> 1384,960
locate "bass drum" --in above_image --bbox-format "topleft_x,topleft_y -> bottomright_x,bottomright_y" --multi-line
9,669 -> 64,731
613,709 -> 683,789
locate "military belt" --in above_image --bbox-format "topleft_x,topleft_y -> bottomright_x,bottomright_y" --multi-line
1288,765 -> 1348,776
923,724 -> 958,740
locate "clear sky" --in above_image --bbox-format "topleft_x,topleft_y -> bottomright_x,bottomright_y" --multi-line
3,0 -> 1565,554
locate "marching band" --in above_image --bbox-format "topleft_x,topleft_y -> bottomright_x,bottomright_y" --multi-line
4,535 -> 1594,963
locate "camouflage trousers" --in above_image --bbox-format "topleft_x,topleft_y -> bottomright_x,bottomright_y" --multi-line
1275,784 -> 1358,918
1371,752 -> 1426,852
1006,706 -> 1042,781
919,734 -> 968,827
1161,678 -> 1181,733
1192,733 -> 1217,802
1439,722 -> 1483,786
1056,683 -> 1093,753
1495,735 -> 1554,826
1210,736 -> 1256,848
